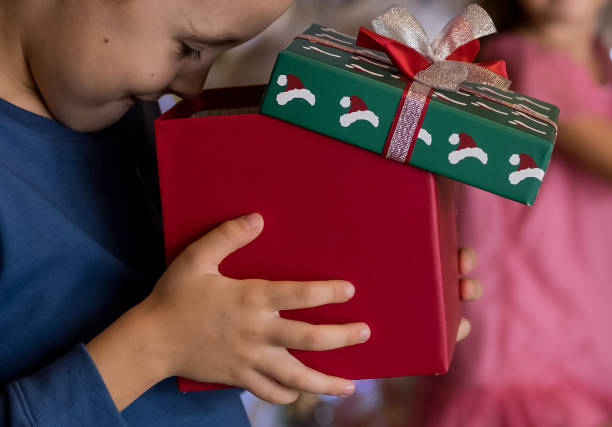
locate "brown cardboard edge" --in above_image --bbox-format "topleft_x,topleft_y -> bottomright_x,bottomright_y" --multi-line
157,85 -> 267,121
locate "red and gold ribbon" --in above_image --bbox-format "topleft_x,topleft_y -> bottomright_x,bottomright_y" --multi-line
355,4 -> 516,163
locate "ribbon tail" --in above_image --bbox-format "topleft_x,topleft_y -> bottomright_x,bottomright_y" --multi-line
446,39 -> 510,79
464,63 -> 511,90
357,27 -> 431,78
475,59 -> 509,79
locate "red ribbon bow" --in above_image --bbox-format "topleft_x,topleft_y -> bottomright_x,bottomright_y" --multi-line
356,27 -> 508,81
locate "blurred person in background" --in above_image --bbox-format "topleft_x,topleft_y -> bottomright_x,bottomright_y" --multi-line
411,0 -> 612,426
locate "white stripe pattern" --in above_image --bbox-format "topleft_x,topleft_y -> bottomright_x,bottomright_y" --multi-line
315,33 -> 353,44
433,92 -> 467,105
351,55 -> 392,69
509,120 -> 546,134
472,101 -> 509,115
516,96 -> 551,110
512,110 -> 548,126
321,27 -> 356,40
345,63 -> 384,77
477,86 -> 513,99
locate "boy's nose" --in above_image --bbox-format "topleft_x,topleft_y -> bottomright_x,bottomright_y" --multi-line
168,72 -> 209,100
168,87 -> 202,100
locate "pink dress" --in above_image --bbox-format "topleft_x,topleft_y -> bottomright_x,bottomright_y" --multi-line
413,35 -> 612,426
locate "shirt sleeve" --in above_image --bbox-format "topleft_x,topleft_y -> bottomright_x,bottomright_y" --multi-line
2,343 -> 126,427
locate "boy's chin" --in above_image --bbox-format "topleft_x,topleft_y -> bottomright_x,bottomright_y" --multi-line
55,98 -> 138,133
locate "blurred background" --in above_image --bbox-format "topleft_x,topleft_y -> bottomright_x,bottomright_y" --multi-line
161,1 -> 612,426
202,0 -> 612,90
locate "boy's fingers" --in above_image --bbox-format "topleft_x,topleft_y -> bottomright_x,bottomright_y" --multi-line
186,213 -> 263,270
260,352 -> 355,397
459,247 -> 477,275
269,320 -> 370,351
265,280 -> 355,310
456,317 -> 471,342
460,278 -> 483,301
241,370 -> 300,405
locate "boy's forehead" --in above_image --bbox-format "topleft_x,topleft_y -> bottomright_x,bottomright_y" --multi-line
174,0 -> 291,44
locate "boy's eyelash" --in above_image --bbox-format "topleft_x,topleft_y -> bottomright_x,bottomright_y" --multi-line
180,43 -> 202,61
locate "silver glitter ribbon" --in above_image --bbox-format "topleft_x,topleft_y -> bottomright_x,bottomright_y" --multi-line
373,3 -> 511,92
372,4 -> 512,162
386,81 -> 431,162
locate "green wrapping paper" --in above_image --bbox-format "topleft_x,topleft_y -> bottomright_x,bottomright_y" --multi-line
260,23 -> 559,205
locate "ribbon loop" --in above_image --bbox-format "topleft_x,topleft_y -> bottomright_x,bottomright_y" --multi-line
358,3 -> 511,91
356,4 -> 517,164
432,4 -> 497,61
372,6 -> 432,57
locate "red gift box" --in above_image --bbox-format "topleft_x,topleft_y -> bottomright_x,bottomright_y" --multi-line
154,86 -> 462,392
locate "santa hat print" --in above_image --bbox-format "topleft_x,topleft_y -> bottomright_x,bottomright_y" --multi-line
417,128 -> 432,146
508,153 -> 545,185
339,96 -> 380,128
447,132 -> 488,165
276,74 -> 316,106
342,96 -> 368,114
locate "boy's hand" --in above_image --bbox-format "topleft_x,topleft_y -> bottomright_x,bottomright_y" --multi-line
456,247 -> 482,342
140,213 -> 368,405
87,216 -> 481,411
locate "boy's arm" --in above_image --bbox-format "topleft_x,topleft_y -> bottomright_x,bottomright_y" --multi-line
2,344 -> 126,426
86,214 -> 366,410
0,225 -> 482,424
85,222 -> 483,411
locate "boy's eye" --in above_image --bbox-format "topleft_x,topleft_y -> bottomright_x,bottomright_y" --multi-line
180,42 -> 202,61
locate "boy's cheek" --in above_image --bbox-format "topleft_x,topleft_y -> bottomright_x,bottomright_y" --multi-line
48,96 -> 136,132
35,58 -> 171,131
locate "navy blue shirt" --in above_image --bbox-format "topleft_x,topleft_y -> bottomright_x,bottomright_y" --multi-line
0,98 -> 249,426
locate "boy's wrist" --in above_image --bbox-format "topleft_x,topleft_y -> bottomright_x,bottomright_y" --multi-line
125,301 -> 175,383
85,301 -> 172,410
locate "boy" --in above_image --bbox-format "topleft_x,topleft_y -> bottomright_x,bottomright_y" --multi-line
0,0 -> 481,425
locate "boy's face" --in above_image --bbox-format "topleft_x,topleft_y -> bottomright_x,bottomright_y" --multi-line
28,0 -> 291,132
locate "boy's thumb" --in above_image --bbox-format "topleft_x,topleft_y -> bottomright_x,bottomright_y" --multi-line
188,213 -> 264,269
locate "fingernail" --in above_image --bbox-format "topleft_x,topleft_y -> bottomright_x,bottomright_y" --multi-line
243,213 -> 262,229
345,284 -> 355,298
456,318 -> 471,341
472,283 -> 482,299
341,383 -> 355,397
466,279 -> 482,300
359,327 -> 371,342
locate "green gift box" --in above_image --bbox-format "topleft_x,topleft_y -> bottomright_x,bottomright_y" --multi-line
260,9 -> 559,206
